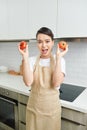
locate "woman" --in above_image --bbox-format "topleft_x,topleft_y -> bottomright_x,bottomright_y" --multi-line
18,27 -> 68,130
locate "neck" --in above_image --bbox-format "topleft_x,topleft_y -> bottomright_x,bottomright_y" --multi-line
40,53 -> 52,59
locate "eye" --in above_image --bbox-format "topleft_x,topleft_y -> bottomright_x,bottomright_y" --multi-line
46,40 -> 50,43
38,40 -> 42,44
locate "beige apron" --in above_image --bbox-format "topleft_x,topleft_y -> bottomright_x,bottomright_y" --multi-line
26,55 -> 61,130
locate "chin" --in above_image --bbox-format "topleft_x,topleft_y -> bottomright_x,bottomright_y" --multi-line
41,52 -> 51,58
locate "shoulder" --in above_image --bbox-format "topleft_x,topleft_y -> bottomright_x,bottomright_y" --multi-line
29,56 -> 37,63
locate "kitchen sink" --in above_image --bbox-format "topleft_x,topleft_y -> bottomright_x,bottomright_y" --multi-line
59,83 -> 86,102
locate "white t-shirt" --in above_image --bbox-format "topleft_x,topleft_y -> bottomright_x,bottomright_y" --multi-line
29,55 -> 66,90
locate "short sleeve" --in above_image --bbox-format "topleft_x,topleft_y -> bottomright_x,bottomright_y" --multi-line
54,54 -> 66,76
61,57 -> 66,76
56,57 -> 66,90
29,56 -> 36,71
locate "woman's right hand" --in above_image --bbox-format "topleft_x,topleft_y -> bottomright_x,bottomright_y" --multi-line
18,43 -> 29,59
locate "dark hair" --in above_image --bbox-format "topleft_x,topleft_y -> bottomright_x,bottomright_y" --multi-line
36,27 -> 54,40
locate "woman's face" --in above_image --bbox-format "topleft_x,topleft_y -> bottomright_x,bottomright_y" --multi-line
37,33 -> 54,58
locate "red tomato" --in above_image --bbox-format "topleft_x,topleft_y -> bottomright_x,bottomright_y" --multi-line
20,41 -> 27,50
58,41 -> 67,50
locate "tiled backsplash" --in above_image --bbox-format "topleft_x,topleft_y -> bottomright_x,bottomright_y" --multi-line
64,41 -> 87,86
0,40 -> 87,86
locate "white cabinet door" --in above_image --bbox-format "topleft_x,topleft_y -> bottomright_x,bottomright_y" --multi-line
7,0 -> 58,39
0,0 -> 57,39
57,0 -> 87,38
0,1 -> 8,39
28,0 -> 57,38
7,0 -> 29,39
0,0 -> 30,39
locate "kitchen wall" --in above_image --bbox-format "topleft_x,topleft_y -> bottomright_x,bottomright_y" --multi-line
0,40 -> 87,86
0,40 -> 40,71
64,40 -> 87,86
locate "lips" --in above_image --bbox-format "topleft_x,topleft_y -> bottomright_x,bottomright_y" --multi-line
42,49 -> 48,54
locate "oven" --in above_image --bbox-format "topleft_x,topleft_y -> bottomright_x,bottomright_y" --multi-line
0,87 -> 19,130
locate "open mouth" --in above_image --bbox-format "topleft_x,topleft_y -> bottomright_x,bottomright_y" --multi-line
42,49 -> 48,54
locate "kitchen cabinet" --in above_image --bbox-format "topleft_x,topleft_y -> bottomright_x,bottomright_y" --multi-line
6,0 -> 29,39
0,0 -> 29,39
0,1 -> 8,39
57,0 -> 87,38
61,107 -> 87,130
18,94 -> 28,130
1,0 -> 87,39
62,120 -> 86,130
0,0 -> 57,39
19,122 -> 26,130
28,0 -> 58,38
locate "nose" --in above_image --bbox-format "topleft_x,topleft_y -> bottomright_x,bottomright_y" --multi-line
42,42 -> 46,47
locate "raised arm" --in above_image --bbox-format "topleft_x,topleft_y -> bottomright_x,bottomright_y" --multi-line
52,43 -> 68,87
18,43 -> 33,87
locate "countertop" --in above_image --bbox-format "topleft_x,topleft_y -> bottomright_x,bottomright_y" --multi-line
0,73 -> 87,113
0,73 -> 30,96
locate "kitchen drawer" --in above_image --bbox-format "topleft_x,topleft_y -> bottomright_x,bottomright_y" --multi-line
18,94 -> 28,104
62,107 -> 87,125
61,119 -> 86,130
19,122 -> 26,130
0,87 -> 18,100
18,103 -> 26,123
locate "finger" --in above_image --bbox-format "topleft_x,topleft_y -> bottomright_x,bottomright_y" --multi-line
57,44 -> 60,53
61,46 -> 68,56
26,44 -> 29,51
65,44 -> 69,52
18,43 -> 24,54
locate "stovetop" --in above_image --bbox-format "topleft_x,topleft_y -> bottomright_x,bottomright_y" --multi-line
59,83 -> 86,102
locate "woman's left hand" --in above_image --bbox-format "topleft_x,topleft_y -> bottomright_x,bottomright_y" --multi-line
56,43 -> 68,58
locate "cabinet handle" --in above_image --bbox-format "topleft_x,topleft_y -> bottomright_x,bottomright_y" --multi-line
20,102 -> 27,106
20,121 -> 26,125
0,97 -> 16,105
